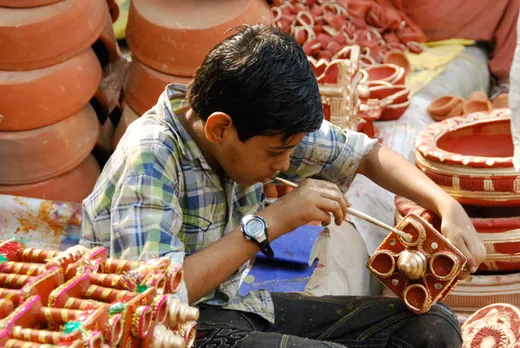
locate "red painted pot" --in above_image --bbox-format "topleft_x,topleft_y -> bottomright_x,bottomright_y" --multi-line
0,155 -> 100,203
415,109 -> 519,206
395,196 -> 520,272
0,0 -> 108,70
125,58 -> 192,116
0,105 -> 99,185
0,48 -> 101,131
126,0 -> 274,76
364,64 -> 405,85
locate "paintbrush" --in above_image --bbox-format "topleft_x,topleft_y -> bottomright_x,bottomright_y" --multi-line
274,176 -> 412,242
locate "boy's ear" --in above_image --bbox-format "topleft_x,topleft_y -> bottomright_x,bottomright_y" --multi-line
204,112 -> 233,144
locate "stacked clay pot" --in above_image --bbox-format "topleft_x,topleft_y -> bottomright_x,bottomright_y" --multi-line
389,108 -> 520,320
118,0 -> 275,150
0,0 -> 123,203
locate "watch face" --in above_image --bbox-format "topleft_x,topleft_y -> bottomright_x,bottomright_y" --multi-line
246,219 -> 264,237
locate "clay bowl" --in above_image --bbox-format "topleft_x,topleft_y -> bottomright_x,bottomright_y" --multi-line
0,0 -> 62,7
0,104 -> 100,185
125,58 -> 192,116
415,109 -> 519,206
463,99 -> 493,114
126,0 -> 274,76
0,48 -> 101,131
383,50 -> 411,73
368,85 -> 410,103
469,90 -> 489,102
113,105 -> 140,150
0,0 -> 108,70
382,100 -> 411,121
427,95 -> 464,120
0,155 -> 100,203
364,64 -> 404,85
492,93 -> 509,109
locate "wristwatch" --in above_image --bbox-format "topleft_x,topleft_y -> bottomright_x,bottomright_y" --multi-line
241,215 -> 274,258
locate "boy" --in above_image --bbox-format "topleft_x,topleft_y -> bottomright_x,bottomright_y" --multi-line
81,24 -> 484,347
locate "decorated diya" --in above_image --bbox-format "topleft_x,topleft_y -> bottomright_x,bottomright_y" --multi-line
367,213 -> 467,314
395,196 -> 520,272
415,109 -> 520,207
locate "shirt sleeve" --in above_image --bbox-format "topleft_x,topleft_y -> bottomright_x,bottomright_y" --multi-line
285,120 -> 378,192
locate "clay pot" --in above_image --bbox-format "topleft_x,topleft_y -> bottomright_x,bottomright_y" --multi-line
113,105 -> 140,150
96,14 -> 123,66
0,48 -> 102,131
263,183 -> 278,199
395,196 -> 520,272
0,0 -> 108,70
383,50 -> 410,73
0,155 -> 100,203
125,58 -> 192,116
382,100 -> 411,121
364,64 -> 405,85
415,109 -> 519,206
492,93 -> 509,109
0,0 -> 62,7
126,0 -> 274,76
427,95 -> 464,121
469,90 -> 489,102
0,104 -> 100,185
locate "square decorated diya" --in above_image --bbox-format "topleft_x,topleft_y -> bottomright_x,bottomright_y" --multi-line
367,213 -> 467,314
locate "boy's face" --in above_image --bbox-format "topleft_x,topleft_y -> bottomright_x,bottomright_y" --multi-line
218,129 -> 305,187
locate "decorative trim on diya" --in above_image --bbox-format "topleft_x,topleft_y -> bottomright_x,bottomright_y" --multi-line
462,303 -> 520,347
366,213 -> 466,314
394,196 -> 520,272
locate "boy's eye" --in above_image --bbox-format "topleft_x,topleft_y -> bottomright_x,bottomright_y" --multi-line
268,151 -> 284,158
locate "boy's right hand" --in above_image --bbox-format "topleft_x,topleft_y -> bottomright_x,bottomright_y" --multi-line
260,178 -> 350,240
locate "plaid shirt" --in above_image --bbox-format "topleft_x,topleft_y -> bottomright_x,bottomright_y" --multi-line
80,84 -> 377,323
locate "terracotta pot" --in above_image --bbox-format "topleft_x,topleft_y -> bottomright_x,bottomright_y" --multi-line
364,64 -> 405,85
442,273 -> 520,316
382,100 -> 411,121
125,58 -> 192,116
463,99 -> 493,114
126,0 -> 274,76
0,0 -> 108,70
427,95 -> 464,121
462,303 -> 520,347
0,0 -> 61,7
0,155 -> 100,203
395,196 -> 520,272
0,104 -> 99,185
96,14 -> 123,66
468,90 -> 489,102
383,50 -> 410,73
113,105 -> 140,150
492,93 -> 509,109
0,49 -> 101,131
415,109 -> 520,206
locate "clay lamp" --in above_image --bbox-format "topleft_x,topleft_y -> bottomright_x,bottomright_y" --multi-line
415,109 -> 519,206
360,85 -> 411,121
395,195 -> 520,273
492,93 -> 509,109
125,58 -> 192,116
383,50 -> 411,73
126,0 -> 274,76
427,95 -> 464,122
0,104 -> 99,186
463,100 -> 493,114
367,213 -> 466,314
364,64 -> 405,85
0,0 -> 108,70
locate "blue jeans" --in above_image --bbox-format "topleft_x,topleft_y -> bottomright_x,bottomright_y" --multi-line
195,293 -> 462,347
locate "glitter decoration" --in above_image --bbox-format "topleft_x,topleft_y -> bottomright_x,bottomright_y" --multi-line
109,302 -> 126,315
63,321 -> 82,334
0,255 -> 7,264
136,284 -> 148,294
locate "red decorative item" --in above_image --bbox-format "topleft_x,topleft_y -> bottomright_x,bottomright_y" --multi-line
367,213 -> 466,314
462,303 -> 520,347
415,109 -> 519,207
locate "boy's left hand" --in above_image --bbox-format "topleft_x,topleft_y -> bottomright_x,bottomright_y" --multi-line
438,200 -> 486,278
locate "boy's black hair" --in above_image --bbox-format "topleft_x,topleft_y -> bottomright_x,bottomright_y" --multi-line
187,24 -> 323,143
